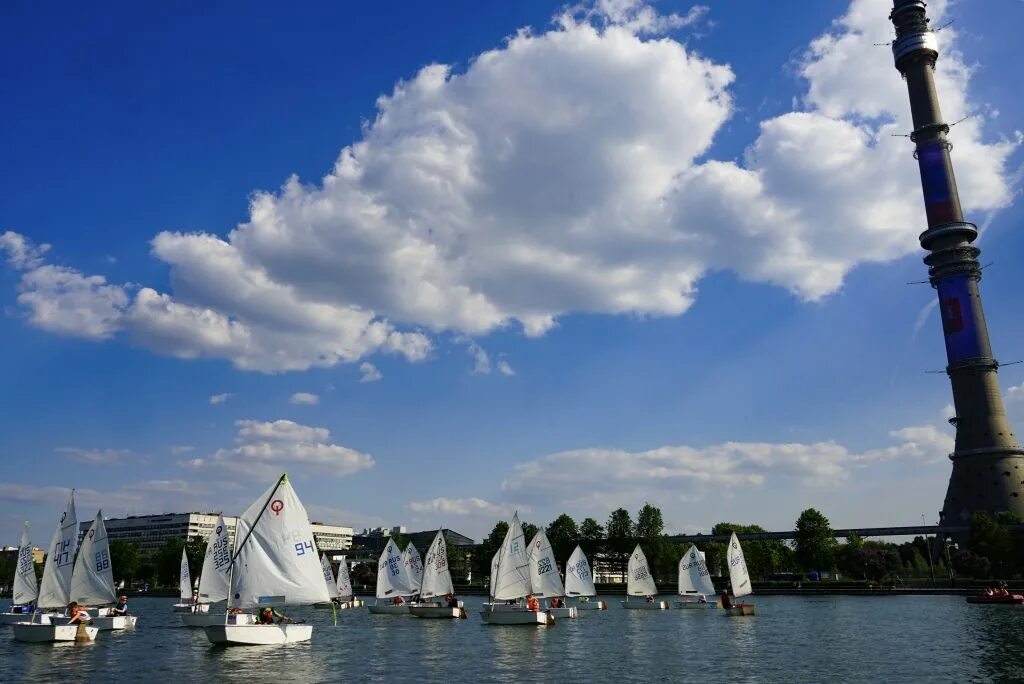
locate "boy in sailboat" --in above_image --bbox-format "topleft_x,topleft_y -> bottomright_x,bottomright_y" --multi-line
526,594 -> 540,612
720,589 -> 733,610
111,595 -> 129,616
67,603 -> 91,625
256,607 -> 293,624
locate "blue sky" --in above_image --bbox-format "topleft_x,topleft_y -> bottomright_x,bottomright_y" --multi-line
2,0 -> 1023,546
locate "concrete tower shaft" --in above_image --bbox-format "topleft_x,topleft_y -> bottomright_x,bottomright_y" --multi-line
889,0 -> 1024,524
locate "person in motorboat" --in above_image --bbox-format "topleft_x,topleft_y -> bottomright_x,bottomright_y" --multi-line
526,594 -> 540,612
111,595 -> 129,616
256,607 -> 292,625
720,589 -> 734,610
67,603 -> 91,625
446,593 -> 459,608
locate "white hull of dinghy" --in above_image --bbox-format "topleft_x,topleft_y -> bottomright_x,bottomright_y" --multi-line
181,612 -> 229,627
409,605 -> 465,619
621,600 -> 669,610
480,608 -> 553,625
547,606 -> 577,619
575,600 -> 607,611
173,603 -> 209,614
205,623 -> 313,645
0,611 -> 40,625
368,604 -> 410,615
13,622 -> 98,642
677,600 -> 720,609
50,615 -> 137,631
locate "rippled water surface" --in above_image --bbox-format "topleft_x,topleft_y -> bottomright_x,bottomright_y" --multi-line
5,595 -> 1024,683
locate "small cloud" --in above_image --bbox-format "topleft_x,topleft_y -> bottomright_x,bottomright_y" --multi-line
56,447 -> 131,464
408,497 -> 526,517
170,445 -> 194,455
359,362 -> 382,383
209,393 -> 232,405
289,392 -> 320,405
497,359 -> 515,376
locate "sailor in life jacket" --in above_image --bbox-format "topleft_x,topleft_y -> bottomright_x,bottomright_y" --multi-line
526,594 -> 540,612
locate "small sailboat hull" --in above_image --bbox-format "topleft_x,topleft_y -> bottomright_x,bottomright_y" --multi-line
723,604 -> 756,617
621,600 -> 669,610
313,599 -> 362,610
0,611 -> 39,625
480,608 -> 553,625
173,603 -> 209,614
368,604 -> 411,615
49,614 -> 137,631
547,606 -> 577,619
676,600 -> 720,609
205,623 -> 313,645
13,622 -> 98,642
575,599 -> 606,611
181,612 -> 229,628
409,605 -> 466,619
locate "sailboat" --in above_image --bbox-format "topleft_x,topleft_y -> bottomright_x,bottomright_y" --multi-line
49,511 -> 137,630
314,553 -> 339,608
480,513 -> 553,625
620,544 -> 668,610
410,530 -> 465,619
12,491 -> 98,642
676,544 -> 719,609
723,532 -> 755,616
404,542 -> 424,599
368,538 -> 415,614
172,547 -> 195,613
335,557 -> 363,608
0,522 -> 40,624
528,529 -> 576,618
181,515 -> 231,627
564,545 -> 606,611
204,474 -> 331,645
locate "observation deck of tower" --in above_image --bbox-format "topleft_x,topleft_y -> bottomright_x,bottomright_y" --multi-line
889,0 -> 1024,525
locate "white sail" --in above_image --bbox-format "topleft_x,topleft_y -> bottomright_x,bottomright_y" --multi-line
179,547 -> 192,601
229,475 -> 330,609
564,545 -> 597,597
197,515 -> 231,603
492,513 -> 532,601
527,529 -> 564,598
489,551 -> 499,600
375,538 -> 414,598
678,544 -> 716,596
321,554 -> 338,599
37,490 -> 78,609
626,544 -> 658,596
727,532 -> 752,599
71,511 -> 116,606
335,557 -> 353,599
13,521 -> 38,605
403,543 -> 424,594
420,531 -> 454,599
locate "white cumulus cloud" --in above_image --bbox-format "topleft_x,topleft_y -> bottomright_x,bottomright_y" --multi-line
408,497 -> 525,518
0,0 -> 1015,371
289,392 -> 319,405
209,393 -> 232,405
55,447 -> 132,464
359,362 -> 382,383
182,419 -> 374,480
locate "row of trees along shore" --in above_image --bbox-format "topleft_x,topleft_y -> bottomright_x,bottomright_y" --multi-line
470,506 -> 1024,584
6,507 -> 1024,591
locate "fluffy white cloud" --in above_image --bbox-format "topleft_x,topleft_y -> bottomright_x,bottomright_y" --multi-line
408,496 -> 526,518
209,393 -> 232,405
359,362 -> 382,383
170,445 -> 195,455
183,419 -> 374,480
0,0 -> 1015,371
1007,384 -> 1024,423
0,231 -> 49,269
55,447 -> 132,464
289,392 -> 319,405
854,425 -> 954,464
496,359 -> 515,376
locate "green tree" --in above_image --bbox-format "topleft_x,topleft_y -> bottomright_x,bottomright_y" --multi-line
969,511 -> 1017,577
109,541 -> 140,585
546,514 -> 579,565
951,549 -> 991,579
155,537 -> 186,586
606,508 -> 634,578
793,508 -> 837,572
635,503 -> 664,540
710,522 -> 789,579
578,518 -> 604,562
521,522 -> 540,546
473,520 -> 509,579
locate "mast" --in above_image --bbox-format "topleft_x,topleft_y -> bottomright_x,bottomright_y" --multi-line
889,1 -> 1024,525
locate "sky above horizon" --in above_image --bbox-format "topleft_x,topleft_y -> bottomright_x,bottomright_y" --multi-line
2,0 -> 1023,547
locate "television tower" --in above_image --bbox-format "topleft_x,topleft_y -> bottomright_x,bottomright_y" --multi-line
889,0 -> 1024,524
